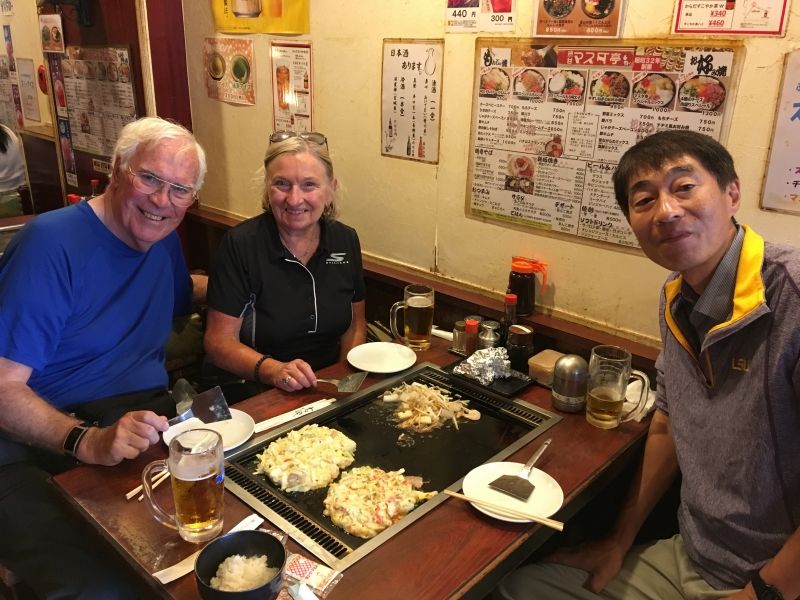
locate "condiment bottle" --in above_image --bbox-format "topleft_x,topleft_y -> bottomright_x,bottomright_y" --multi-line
507,257 -> 547,316
478,321 -> 501,349
499,293 -> 517,346
464,319 -> 479,356
89,178 -> 100,198
452,320 -> 466,354
506,324 -> 535,372
66,193 -> 81,205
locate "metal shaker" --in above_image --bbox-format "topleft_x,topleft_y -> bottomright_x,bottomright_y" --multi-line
551,354 -> 588,413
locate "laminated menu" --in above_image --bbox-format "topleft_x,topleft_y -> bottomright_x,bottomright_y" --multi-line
467,39 -> 741,248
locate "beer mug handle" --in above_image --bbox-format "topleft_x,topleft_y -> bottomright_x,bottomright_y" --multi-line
142,460 -> 177,530
620,370 -> 651,422
389,301 -> 406,343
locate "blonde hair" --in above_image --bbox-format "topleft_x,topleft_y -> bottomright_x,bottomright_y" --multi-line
261,137 -> 339,219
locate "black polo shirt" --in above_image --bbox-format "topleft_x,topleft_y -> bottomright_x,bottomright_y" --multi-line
207,212 -> 365,370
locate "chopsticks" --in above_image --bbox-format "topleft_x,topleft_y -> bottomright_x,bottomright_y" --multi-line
125,469 -> 170,501
444,490 -> 564,531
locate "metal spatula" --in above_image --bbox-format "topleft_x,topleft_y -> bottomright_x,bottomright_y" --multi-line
316,371 -> 368,393
168,384 -> 232,425
488,438 -> 552,501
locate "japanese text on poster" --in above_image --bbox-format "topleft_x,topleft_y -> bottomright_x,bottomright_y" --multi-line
381,39 -> 444,164
445,0 -> 515,33
467,39 -> 740,248
673,0 -> 789,36
60,46 -> 137,157
534,0 -> 625,38
761,49 -> 800,215
15,58 -> 39,122
270,41 -> 312,132
0,57 -> 14,128
205,37 -> 255,106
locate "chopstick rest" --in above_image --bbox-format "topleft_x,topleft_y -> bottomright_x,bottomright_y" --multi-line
444,490 -> 564,531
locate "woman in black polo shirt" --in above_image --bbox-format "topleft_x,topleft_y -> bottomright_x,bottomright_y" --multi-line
204,132 -> 367,391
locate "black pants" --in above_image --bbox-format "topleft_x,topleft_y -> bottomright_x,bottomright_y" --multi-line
0,388 -> 174,599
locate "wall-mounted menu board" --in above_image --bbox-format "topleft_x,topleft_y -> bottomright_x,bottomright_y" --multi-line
466,39 -> 742,248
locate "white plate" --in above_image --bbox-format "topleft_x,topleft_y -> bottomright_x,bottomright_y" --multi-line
462,462 -> 564,523
162,408 -> 255,452
347,342 -> 417,373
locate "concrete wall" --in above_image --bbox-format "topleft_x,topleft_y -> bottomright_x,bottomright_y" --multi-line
183,1 -> 799,346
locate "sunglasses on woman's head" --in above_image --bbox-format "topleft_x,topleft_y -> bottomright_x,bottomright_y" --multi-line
269,131 -> 328,147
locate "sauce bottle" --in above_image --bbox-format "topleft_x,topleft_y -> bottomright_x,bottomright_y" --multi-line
499,293 -> 517,347
507,257 -> 547,316
464,319 -> 479,356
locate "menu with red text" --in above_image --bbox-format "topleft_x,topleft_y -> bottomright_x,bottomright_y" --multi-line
467,39 -> 740,247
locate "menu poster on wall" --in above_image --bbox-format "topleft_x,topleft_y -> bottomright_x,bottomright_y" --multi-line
61,46 -> 137,157
0,1 -> 13,16
673,0 -> 789,36
11,82 -> 21,129
212,0 -> 310,34
57,116 -> 77,187
381,39 -> 444,164
761,49 -> 800,215
38,14 -> 65,54
205,37 -> 255,106
467,39 -> 739,248
47,53 -> 68,118
534,0 -> 625,38
445,0 -> 516,33
0,57 -> 14,128
270,41 -> 312,132
15,58 -> 39,122
3,25 -> 15,73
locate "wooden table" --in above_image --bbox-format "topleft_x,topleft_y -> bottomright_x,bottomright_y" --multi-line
52,340 -> 649,599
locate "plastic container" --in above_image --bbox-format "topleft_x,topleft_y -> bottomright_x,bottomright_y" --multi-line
528,349 -> 565,387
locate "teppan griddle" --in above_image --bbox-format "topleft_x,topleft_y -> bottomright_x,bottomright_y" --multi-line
224,363 -> 561,570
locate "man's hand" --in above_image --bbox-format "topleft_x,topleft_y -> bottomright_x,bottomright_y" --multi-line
77,411 -> 169,466
545,538 -> 628,593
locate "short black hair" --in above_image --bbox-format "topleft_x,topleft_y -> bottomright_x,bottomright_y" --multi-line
612,130 -> 738,219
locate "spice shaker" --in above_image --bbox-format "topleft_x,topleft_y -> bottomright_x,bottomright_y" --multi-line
478,321 -> 501,349
506,324 -> 535,372
551,354 -> 589,413
464,319 -> 479,356
452,320 -> 466,354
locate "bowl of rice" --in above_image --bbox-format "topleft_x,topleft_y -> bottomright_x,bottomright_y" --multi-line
195,530 -> 286,599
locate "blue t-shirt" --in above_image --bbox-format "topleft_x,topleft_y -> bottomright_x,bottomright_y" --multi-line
0,202 -> 191,409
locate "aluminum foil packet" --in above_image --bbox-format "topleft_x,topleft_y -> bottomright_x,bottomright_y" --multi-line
453,347 -> 511,385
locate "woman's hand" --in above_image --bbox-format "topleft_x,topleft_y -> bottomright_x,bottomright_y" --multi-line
268,359 -> 317,391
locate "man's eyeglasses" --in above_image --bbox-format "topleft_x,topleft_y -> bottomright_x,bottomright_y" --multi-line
269,131 -> 328,147
127,168 -> 196,207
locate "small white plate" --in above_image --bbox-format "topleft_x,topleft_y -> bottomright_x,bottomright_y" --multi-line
162,408 -> 255,452
347,342 -> 417,373
462,462 -> 564,523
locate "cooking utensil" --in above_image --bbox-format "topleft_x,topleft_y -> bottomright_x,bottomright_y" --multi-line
444,490 -> 563,531
316,371 -> 368,393
168,385 -> 232,426
488,438 -> 551,501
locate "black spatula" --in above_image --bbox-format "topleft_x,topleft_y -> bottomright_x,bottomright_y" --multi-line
488,438 -> 551,501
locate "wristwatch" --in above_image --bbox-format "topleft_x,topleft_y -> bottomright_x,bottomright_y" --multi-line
62,423 -> 91,459
751,571 -> 784,600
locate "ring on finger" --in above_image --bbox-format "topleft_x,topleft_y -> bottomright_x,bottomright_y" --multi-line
281,376 -> 291,385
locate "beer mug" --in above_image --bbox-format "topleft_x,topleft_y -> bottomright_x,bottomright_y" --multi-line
142,429 -> 225,543
586,345 -> 650,429
390,284 -> 435,351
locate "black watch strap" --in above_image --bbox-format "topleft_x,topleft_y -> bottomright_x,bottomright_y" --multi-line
62,424 -> 91,458
751,571 -> 784,600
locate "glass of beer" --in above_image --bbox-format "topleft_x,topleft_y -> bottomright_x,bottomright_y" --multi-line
390,284 -> 435,351
142,429 -> 225,543
586,345 -> 650,429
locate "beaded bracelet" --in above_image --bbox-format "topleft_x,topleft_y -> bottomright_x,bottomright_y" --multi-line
253,354 -> 270,383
